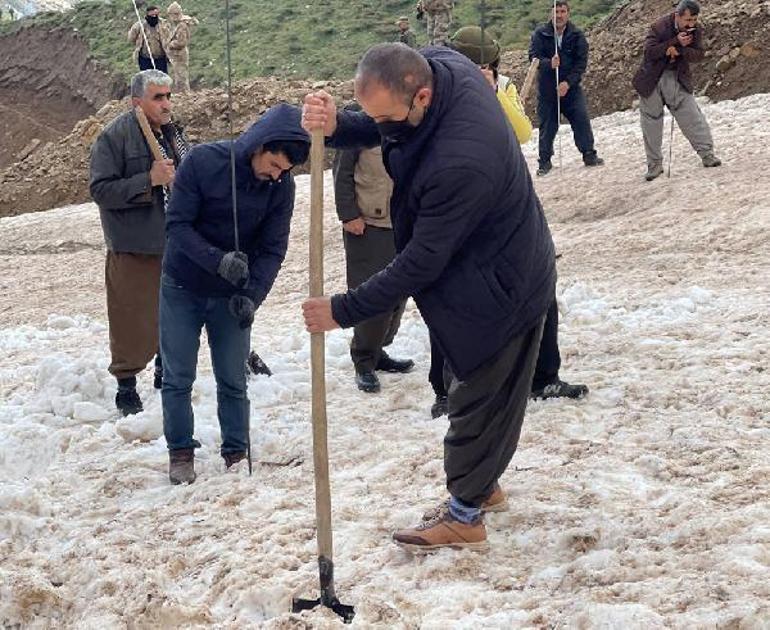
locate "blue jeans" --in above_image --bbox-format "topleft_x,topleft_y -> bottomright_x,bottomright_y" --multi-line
159,275 -> 251,454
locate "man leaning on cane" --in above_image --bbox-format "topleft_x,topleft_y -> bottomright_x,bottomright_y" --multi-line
632,0 -> 721,181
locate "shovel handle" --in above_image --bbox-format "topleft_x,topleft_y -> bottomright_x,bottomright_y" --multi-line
309,129 -> 333,561
134,106 -> 165,162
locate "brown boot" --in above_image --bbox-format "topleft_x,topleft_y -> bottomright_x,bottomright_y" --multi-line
223,451 -> 247,469
168,448 -> 196,485
393,512 -> 487,551
422,484 -> 509,521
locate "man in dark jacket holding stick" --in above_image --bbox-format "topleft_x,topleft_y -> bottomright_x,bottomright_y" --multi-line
301,43 -> 555,551
90,69 -> 189,417
632,0 -> 721,181
160,104 -> 309,485
529,0 -> 603,176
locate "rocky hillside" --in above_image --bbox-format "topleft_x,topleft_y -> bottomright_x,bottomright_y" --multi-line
0,77 -> 353,218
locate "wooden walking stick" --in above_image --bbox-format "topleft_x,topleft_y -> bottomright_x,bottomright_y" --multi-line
520,58 -> 540,107
134,106 -> 164,160
291,129 -> 355,624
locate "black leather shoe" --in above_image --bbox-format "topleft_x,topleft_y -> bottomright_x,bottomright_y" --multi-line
355,370 -> 381,393
583,152 -> 605,167
430,394 -> 448,419
375,353 -> 415,374
247,350 -> 272,376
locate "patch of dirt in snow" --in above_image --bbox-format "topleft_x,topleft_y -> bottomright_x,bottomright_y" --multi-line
0,95 -> 768,627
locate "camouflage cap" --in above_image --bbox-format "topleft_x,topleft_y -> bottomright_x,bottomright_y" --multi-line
167,1 -> 182,15
449,25 -> 501,65
395,16 -> 410,24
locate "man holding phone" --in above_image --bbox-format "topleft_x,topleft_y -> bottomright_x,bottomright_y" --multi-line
632,0 -> 721,181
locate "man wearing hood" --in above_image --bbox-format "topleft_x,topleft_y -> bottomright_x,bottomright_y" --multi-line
165,2 -> 196,93
128,5 -> 170,73
302,44 -> 556,551
160,104 -> 310,485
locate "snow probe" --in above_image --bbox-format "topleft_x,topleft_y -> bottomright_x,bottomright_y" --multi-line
667,114 -> 676,178
553,0 -> 563,169
291,129 -> 355,624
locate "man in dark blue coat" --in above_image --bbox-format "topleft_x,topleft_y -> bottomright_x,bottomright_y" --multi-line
302,43 -> 556,551
529,0 -> 603,176
160,104 -> 310,485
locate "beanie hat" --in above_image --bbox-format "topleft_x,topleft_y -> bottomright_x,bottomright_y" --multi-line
450,25 -> 501,65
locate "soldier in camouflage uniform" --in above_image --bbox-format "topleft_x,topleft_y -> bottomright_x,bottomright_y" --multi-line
395,16 -> 417,49
165,2 -> 197,93
417,0 -> 453,46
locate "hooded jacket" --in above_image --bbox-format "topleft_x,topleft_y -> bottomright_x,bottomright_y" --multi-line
529,21 -> 589,99
632,13 -> 705,98
163,104 -> 309,304
328,47 -> 555,380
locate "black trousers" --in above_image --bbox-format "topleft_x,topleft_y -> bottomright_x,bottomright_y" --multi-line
443,317 -> 545,506
429,298 -> 560,397
344,226 -> 406,372
537,84 -> 596,166
138,55 -> 168,74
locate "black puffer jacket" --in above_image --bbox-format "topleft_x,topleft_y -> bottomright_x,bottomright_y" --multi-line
329,47 -> 555,379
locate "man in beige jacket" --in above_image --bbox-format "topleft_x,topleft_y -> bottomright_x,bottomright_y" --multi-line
128,5 -> 170,73
333,105 -> 414,393
166,2 -> 197,93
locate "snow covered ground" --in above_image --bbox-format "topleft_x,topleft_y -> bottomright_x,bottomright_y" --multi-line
1,94 -> 768,628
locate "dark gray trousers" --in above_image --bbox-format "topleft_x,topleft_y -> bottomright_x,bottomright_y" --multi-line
344,226 -> 406,372
444,317 -> 545,506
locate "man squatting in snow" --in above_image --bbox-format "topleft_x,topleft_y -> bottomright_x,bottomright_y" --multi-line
301,43 -> 556,551
90,69 -> 190,418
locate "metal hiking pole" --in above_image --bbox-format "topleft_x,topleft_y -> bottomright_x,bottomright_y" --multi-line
667,114 -> 676,178
223,0 -> 252,475
291,129 -> 355,624
553,0 -> 562,169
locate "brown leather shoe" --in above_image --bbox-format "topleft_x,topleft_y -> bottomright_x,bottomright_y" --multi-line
223,451 -> 247,469
421,484 -> 509,521
393,512 -> 487,551
168,448 -> 196,485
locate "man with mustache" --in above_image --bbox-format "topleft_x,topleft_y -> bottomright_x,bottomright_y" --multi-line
90,70 -> 190,417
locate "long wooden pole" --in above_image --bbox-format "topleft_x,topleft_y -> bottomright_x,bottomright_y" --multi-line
308,128 -> 336,601
134,106 -> 164,161
520,58 -> 540,107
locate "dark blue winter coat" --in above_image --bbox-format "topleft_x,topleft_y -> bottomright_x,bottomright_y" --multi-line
163,104 -> 309,304
329,47 -> 556,380
529,21 -> 589,99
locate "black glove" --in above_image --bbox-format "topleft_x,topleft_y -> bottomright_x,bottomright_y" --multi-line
217,251 -> 249,288
229,294 -> 256,329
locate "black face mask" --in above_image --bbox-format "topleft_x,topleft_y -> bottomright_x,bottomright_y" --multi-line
146,15 -> 159,27
375,94 -> 420,143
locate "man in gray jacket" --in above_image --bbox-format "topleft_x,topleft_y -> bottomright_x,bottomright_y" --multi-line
90,69 -> 189,416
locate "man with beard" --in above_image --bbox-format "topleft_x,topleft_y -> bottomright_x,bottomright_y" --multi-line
159,104 -> 309,485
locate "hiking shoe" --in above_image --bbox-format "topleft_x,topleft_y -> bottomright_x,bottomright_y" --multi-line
702,154 -> 722,168
393,512 -> 487,552
645,164 -> 664,181
153,367 -> 163,390
375,353 -> 415,374
583,152 -> 604,167
115,387 -> 143,416
355,370 -> 381,393
168,448 -> 196,485
430,394 -> 448,419
223,451 -> 247,469
536,162 -> 552,177
531,379 -> 589,400
422,484 -> 509,521
247,350 -> 272,376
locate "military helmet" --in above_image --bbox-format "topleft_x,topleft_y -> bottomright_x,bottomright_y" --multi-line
450,25 -> 501,65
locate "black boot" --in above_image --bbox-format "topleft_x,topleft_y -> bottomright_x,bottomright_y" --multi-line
536,161 -> 552,177
223,451 -> 247,469
153,354 -> 163,390
116,377 -> 143,416
355,370 -> 381,393
247,350 -> 272,376
375,352 -> 415,374
583,151 -> 604,167
531,379 -> 589,400
430,394 -> 449,419
168,448 -> 196,484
